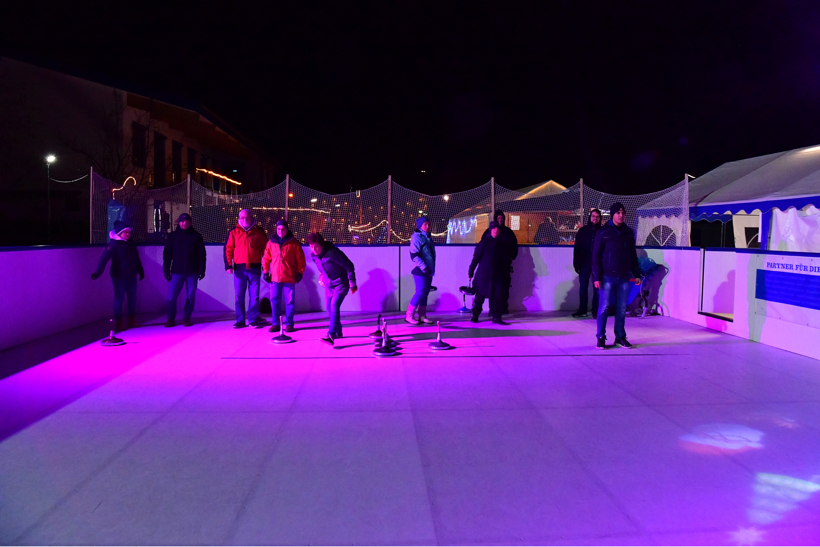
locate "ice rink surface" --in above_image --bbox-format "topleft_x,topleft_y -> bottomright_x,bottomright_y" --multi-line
1,311 -> 819,545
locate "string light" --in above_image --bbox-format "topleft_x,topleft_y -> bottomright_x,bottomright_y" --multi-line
196,168 -> 242,186
112,176 -> 137,198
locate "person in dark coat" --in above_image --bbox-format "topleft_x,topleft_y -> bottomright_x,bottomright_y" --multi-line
468,221 -> 513,325
163,213 -> 206,327
91,220 -> 144,331
591,202 -> 641,349
572,208 -> 602,318
480,209 -> 518,316
307,232 -> 357,345
534,217 -> 560,245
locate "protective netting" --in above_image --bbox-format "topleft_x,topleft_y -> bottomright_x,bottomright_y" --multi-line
91,174 -> 690,246
393,180 -> 493,244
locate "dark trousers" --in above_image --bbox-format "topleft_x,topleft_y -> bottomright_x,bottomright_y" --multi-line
234,265 -> 262,323
168,273 -> 198,321
270,282 -> 296,326
325,284 -> 349,338
112,276 -> 137,319
578,266 -> 599,316
473,278 -> 509,320
596,276 -> 631,341
410,274 -> 433,307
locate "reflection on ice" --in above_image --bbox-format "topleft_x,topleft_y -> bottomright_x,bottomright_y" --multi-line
679,423 -> 764,454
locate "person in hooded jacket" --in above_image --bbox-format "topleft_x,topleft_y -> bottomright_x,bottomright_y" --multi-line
468,221 -> 513,325
480,209 -> 518,317
262,219 -> 306,333
224,209 -> 269,329
572,208 -> 602,318
406,216 -> 436,325
591,202 -> 641,349
91,220 -> 144,331
307,232 -> 357,345
163,213 -> 206,327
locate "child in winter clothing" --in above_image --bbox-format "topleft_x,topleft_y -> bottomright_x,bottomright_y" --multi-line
262,219 -> 306,332
91,220 -> 144,331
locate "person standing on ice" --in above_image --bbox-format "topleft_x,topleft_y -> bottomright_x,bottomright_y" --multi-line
468,221 -> 513,325
480,209 -> 518,317
406,216 -> 436,325
224,209 -> 269,329
262,219 -> 306,333
591,202 -> 641,349
572,208 -> 602,319
307,232 -> 357,346
163,213 -> 206,328
91,220 -> 144,332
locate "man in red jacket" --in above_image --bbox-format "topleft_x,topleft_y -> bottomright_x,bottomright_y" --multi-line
224,209 -> 269,328
262,219 -> 306,332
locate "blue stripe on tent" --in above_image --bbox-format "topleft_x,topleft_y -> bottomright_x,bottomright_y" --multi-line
690,195 -> 820,218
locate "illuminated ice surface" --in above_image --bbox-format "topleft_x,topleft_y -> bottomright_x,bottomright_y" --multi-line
1,311 -> 820,546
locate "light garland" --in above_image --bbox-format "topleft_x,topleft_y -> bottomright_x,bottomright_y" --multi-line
196,168 -> 242,186
112,176 -> 137,198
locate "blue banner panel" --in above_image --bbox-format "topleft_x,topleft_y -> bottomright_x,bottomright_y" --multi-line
755,270 -> 820,311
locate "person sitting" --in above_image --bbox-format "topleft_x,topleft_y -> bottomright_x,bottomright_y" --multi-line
307,232 -> 357,345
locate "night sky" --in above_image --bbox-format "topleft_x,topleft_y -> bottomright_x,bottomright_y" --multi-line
4,1 -> 820,195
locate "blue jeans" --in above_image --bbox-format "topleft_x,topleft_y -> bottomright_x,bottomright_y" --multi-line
112,276 -> 137,319
168,273 -> 198,321
596,276 -> 631,340
325,284 -> 349,338
410,274 -> 433,307
578,266 -> 599,316
234,266 -> 262,323
270,281 -> 296,326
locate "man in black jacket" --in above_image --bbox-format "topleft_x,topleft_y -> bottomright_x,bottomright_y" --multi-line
468,221 -> 513,325
480,209 -> 518,317
163,213 -> 206,327
572,209 -> 602,318
591,202 -> 641,349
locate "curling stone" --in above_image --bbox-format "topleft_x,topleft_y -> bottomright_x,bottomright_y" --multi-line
270,316 -> 294,344
101,319 -> 125,346
428,321 -> 452,350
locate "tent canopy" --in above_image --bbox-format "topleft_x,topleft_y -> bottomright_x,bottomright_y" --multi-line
689,144 -> 820,217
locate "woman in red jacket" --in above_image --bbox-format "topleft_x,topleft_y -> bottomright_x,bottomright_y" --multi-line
262,219 -> 306,332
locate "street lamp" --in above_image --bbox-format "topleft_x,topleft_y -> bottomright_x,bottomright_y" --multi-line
46,155 -> 56,243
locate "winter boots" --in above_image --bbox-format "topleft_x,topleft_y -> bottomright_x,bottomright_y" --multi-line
405,304 -> 421,325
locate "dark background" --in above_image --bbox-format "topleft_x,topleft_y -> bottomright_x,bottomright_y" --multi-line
3,0 -> 820,196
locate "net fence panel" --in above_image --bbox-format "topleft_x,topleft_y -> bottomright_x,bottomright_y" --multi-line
392,180 -> 493,245
585,179 -> 688,247
91,172 -> 113,244
190,179 -> 286,243
288,179 -> 389,244
493,181 -> 582,245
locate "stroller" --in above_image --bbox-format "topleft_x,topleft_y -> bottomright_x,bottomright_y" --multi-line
627,257 -> 663,318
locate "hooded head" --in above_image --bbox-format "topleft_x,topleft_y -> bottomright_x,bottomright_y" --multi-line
489,220 -> 500,238
275,218 -> 290,239
415,216 -> 430,232
178,213 -> 192,230
493,209 -> 505,227
112,220 -> 132,241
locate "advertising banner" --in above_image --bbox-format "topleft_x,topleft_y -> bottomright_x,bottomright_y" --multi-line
754,254 -> 820,329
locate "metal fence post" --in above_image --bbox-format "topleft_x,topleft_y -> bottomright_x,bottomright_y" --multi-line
89,166 -> 94,244
186,174 -> 191,212
387,175 -> 392,244
490,177 -> 495,217
683,174 -> 690,246
579,177 -> 584,218
285,174 -> 290,221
